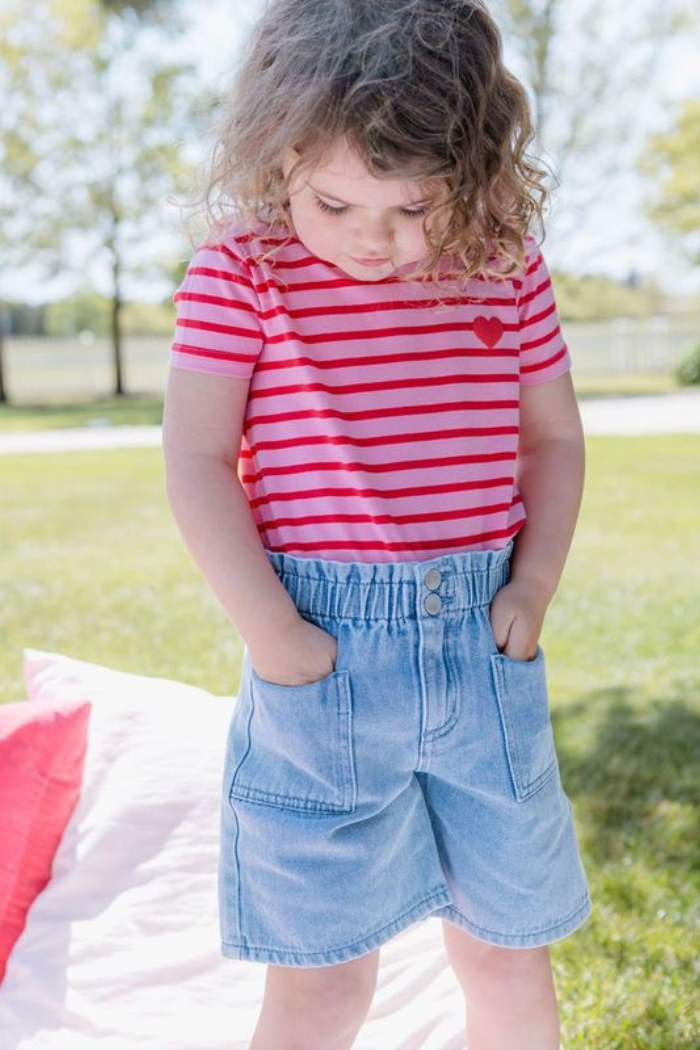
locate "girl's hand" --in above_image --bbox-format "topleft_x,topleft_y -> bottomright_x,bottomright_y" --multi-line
488,576 -> 551,662
249,616 -> 338,687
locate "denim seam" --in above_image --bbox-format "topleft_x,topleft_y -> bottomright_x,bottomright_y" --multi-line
226,688 -> 255,809
424,624 -> 461,740
442,892 -> 592,942
224,886 -> 450,957
229,787 -> 353,816
232,808 -> 245,951
298,602 -> 500,616
491,657 -> 557,802
273,566 -> 505,582
335,671 -> 355,812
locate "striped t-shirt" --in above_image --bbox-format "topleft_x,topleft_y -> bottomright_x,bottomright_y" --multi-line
169,223 -> 571,562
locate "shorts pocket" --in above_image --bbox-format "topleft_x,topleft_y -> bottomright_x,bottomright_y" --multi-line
228,663 -> 357,818
489,645 -> 557,802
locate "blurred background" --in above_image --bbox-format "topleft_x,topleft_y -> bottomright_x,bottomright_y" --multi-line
1,2 -> 698,1047
0,0 -> 699,404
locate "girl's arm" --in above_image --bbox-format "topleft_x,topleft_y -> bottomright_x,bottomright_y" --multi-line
509,371 -> 586,603
489,371 -> 585,661
161,368 -> 336,682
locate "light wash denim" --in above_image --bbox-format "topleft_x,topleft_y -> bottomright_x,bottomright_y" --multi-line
219,540 -> 591,966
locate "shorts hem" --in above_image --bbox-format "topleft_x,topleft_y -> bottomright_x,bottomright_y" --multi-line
436,892 -> 592,949
220,885 -> 451,966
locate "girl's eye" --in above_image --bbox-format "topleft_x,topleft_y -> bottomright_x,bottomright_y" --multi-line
315,198 -> 429,219
315,199 -> 348,216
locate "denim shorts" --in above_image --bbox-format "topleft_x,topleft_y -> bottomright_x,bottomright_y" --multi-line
219,540 -> 592,967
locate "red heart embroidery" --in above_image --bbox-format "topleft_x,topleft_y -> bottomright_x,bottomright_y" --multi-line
474,316 -> 503,348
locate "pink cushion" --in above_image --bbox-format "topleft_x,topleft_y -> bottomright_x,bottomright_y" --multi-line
0,697 -> 91,983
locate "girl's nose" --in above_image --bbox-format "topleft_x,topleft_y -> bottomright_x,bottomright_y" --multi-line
353,215 -> 394,252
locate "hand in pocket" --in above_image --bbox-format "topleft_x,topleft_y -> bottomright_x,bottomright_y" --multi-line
249,616 -> 338,686
489,577 -> 549,661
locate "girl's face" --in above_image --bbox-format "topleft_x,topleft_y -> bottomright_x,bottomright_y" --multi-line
281,140 -> 450,281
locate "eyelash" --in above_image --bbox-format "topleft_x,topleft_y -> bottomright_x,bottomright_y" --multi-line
315,198 -> 429,219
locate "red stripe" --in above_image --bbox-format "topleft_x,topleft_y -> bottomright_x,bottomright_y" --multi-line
179,312 -> 519,348
258,498 -> 517,532
180,265 -> 256,290
264,518 -> 525,554
253,348 -> 517,373
189,268 -> 466,299
248,374 -> 517,402
246,399 -> 518,428
176,286 -> 518,336
249,475 -> 515,510
255,292 -> 515,320
238,450 -> 516,481
226,319 -> 514,346
519,299 -> 556,328
521,347 -> 568,374
171,342 -> 258,365
177,317 -> 262,341
512,251 -> 542,291
248,425 -> 518,454
215,243 -> 255,268
206,233 -> 278,248
174,291 -> 260,315
520,324 -> 563,352
517,276 -> 552,311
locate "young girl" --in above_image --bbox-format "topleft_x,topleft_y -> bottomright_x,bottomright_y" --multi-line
162,1 -> 591,1047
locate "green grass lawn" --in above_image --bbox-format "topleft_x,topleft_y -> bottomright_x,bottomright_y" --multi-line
0,393 -> 164,431
1,436 -> 699,1047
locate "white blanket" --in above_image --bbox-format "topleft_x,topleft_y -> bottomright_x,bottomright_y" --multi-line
0,650 -> 464,1050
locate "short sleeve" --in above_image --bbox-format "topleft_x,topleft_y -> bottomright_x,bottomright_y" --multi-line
169,241 -> 264,378
515,238 -> 571,386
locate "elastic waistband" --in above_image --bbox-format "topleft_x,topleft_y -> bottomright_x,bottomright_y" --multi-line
264,541 -> 514,622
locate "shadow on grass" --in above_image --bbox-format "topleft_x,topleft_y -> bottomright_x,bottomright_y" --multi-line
552,688 -> 698,1046
554,686 -> 699,869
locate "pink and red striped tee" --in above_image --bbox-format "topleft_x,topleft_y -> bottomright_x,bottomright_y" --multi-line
169,223 -> 572,562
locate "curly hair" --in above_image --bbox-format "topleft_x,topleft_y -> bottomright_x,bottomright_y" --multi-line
193,0 -> 555,290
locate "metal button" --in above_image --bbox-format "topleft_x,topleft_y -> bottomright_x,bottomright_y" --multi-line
424,567 -> 442,590
424,592 -> 442,615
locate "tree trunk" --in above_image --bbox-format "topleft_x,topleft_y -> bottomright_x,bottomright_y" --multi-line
111,253 -> 124,397
0,304 -> 8,404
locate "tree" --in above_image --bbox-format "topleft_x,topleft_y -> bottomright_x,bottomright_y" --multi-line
0,0 -> 201,402
491,0 -> 696,273
638,97 -> 700,267
0,3 -> 74,403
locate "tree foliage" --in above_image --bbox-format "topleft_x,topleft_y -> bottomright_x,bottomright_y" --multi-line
638,97 -> 700,266
491,0 -> 696,272
0,0 -> 201,400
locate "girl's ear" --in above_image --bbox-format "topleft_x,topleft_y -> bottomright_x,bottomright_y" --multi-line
281,146 -> 301,179
281,147 -> 307,201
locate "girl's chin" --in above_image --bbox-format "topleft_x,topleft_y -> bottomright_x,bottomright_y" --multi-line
339,255 -> 425,279
350,260 -> 426,281
333,258 -> 393,279
320,250 -> 426,280
348,265 -> 393,280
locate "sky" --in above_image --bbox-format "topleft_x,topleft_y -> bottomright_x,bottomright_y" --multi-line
6,0 -> 700,303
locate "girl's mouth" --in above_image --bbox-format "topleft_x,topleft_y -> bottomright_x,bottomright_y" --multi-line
351,256 -> 390,267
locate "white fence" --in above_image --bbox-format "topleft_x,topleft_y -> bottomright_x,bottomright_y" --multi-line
2,317 -> 699,401
565,317 -> 698,374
